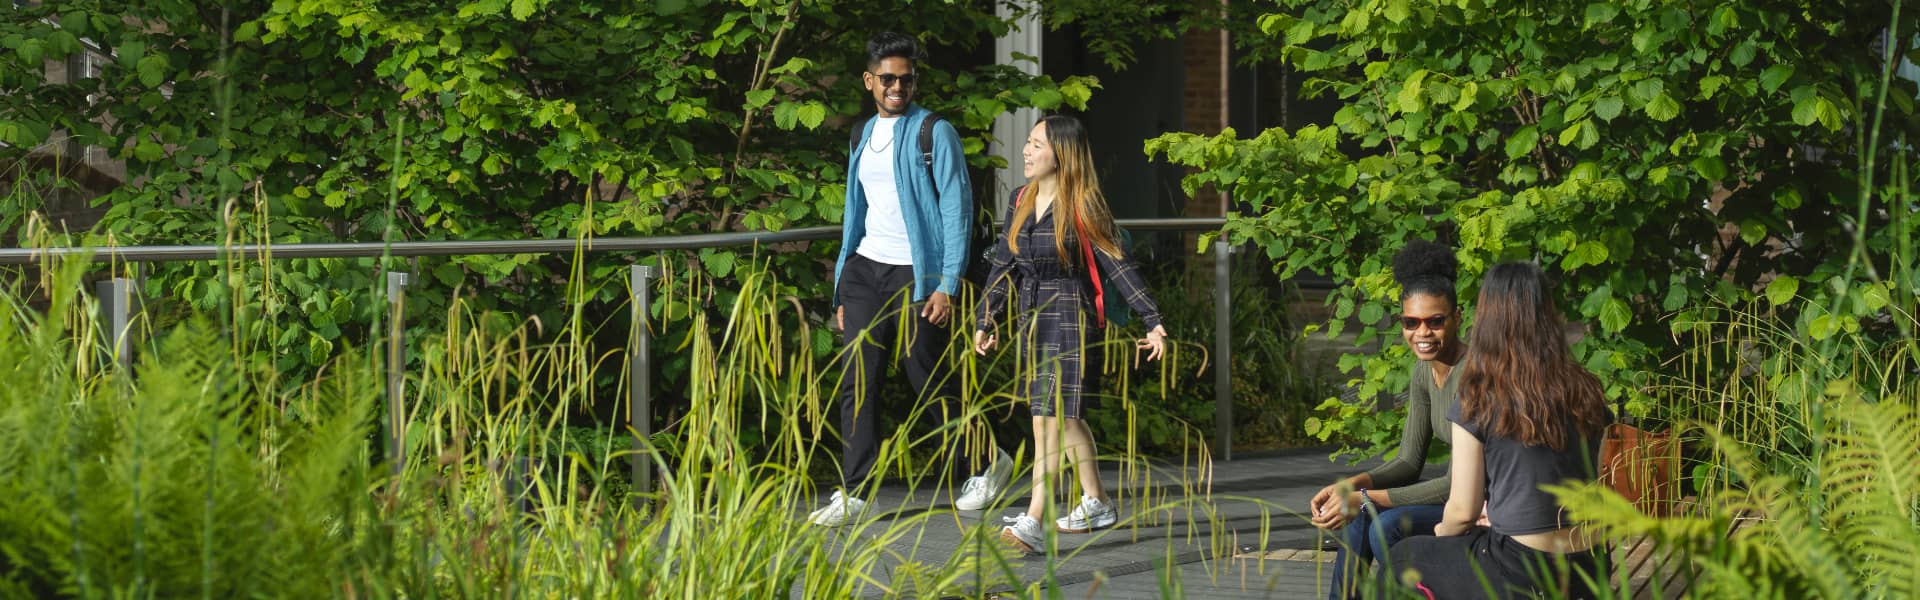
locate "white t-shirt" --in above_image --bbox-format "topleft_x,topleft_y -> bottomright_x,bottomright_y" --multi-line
856,116 -> 914,265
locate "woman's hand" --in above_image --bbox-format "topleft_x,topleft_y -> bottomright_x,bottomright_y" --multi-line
1309,483 -> 1355,530
1434,520 -> 1471,537
1136,325 -> 1169,362
973,329 -> 998,355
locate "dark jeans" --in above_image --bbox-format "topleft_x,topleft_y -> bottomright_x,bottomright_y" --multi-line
1388,527 -> 1604,599
1329,504 -> 1445,600
836,254 -> 974,490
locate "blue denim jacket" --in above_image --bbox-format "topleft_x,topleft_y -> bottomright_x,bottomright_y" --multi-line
833,104 -> 972,305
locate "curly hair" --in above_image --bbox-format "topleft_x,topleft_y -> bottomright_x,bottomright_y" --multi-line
1391,238 -> 1458,307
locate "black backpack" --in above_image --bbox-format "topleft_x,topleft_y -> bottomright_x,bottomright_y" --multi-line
848,115 -> 997,286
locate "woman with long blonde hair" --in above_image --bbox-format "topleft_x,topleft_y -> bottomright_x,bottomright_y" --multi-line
973,114 -> 1170,554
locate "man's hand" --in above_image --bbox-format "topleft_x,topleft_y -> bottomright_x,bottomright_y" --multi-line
836,306 -> 845,332
921,291 -> 952,326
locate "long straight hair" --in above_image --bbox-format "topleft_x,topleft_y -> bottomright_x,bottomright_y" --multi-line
1007,114 -> 1122,267
1457,262 -> 1609,449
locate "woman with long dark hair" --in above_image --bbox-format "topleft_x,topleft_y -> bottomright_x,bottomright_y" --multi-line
1310,239 -> 1466,599
973,114 -> 1169,554
1389,262 -> 1611,598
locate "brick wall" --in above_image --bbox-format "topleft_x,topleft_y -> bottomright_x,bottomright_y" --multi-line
1181,26 -> 1228,218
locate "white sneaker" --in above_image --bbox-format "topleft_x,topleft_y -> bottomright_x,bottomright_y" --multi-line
1055,495 -> 1117,533
808,490 -> 869,527
999,514 -> 1044,554
954,447 -> 1014,511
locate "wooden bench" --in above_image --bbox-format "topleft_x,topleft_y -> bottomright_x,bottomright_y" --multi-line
1609,497 -> 1760,599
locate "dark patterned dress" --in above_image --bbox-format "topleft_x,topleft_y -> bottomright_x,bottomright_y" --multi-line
974,195 -> 1164,419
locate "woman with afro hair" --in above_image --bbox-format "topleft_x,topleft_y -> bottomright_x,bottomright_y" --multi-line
1309,239 -> 1468,599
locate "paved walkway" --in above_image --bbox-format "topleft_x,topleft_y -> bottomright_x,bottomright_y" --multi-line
810,447 -> 1443,599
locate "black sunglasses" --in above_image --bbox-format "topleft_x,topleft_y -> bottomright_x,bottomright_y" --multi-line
1400,315 -> 1448,331
871,73 -> 917,88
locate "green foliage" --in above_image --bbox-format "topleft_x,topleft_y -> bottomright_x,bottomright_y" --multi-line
1151,0 -> 1920,460
0,249 -> 1229,596
0,1 -> 1121,415
1553,371 -> 1920,598
1084,254 -> 1328,454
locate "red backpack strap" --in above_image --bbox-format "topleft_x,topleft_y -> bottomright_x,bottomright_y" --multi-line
1074,214 -> 1106,329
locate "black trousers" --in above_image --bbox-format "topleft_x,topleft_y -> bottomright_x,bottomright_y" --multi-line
837,254 -> 976,490
1387,527 -> 1604,599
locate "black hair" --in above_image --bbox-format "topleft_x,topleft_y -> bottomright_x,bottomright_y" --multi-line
867,32 -> 920,69
1391,239 -> 1459,308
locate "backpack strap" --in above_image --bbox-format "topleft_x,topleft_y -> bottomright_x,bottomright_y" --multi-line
1014,184 -> 1109,329
850,114 -> 943,187
1075,213 -> 1107,329
918,115 -> 942,184
848,115 -> 870,155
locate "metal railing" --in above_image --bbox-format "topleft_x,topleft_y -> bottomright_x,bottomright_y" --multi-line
0,217 -> 1238,498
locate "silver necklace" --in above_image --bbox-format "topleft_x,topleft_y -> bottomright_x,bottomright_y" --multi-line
866,132 -> 894,153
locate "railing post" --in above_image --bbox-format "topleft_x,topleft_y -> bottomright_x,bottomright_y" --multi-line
1213,240 -> 1232,462
386,271 -> 410,477
96,277 -> 135,372
629,264 -> 657,507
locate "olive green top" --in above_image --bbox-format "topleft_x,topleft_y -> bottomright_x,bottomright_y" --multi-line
1363,359 -> 1459,507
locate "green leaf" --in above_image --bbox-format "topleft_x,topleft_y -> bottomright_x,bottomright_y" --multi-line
1364,61 -> 1390,82
1774,186 -> 1803,209
1505,126 -> 1539,160
1661,280 -> 1689,311
1862,283 -> 1892,311
434,263 -> 465,287
1574,119 -> 1600,149
1584,3 -> 1620,27
1630,79 -> 1664,107
1599,298 -> 1632,333
137,54 -> 168,87
1808,313 -> 1839,340
133,140 -> 164,162
1561,240 -> 1610,269
700,250 -> 736,278
1758,64 -> 1794,93
1643,93 -> 1680,121
796,101 -> 827,130
1557,120 -> 1587,147
1358,302 -> 1384,325
744,89 -> 775,109
1729,40 -> 1758,67
1813,97 -> 1842,131
1580,285 -> 1613,317
1384,0 -> 1411,23
1453,81 -> 1478,111
511,0 -> 538,20
1791,93 -> 1820,126
1593,96 -> 1624,121
772,101 -> 799,130
1030,88 -> 1064,110
1739,219 -> 1767,245
1698,76 -> 1728,99
1690,155 -> 1727,181
1765,275 -> 1799,305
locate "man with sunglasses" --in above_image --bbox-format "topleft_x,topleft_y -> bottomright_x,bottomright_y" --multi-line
812,32 -> 1011,527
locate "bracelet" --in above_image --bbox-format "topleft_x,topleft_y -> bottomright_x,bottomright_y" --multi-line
1357,488 -> 1376,513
